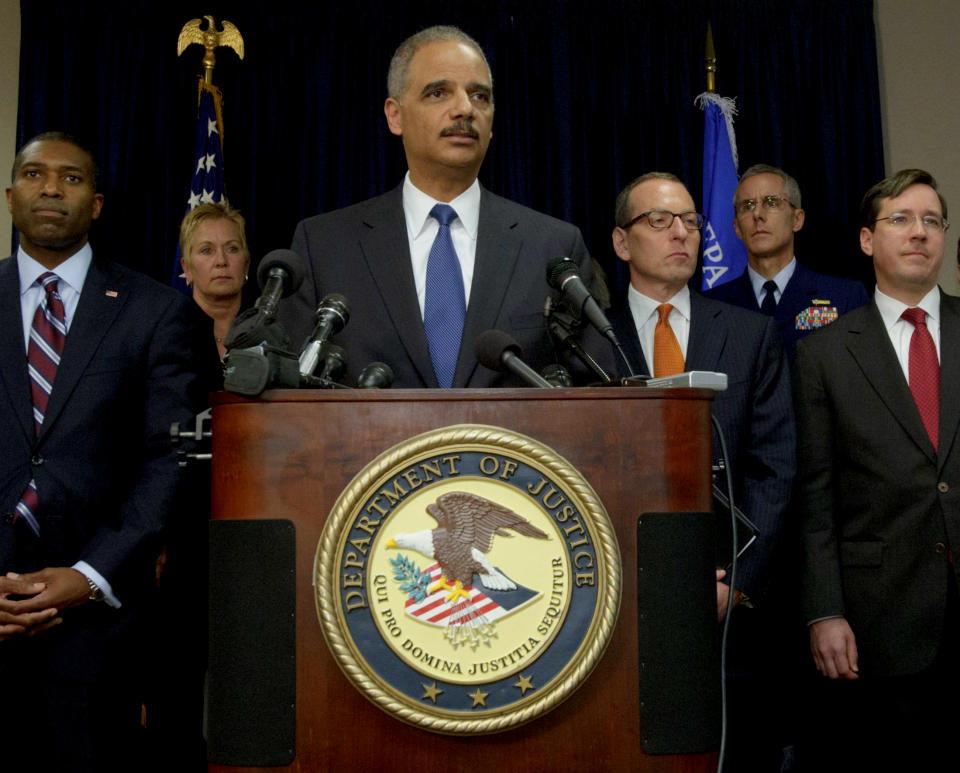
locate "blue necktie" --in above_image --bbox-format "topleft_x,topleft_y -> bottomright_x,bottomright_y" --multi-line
423,204 -> 466,388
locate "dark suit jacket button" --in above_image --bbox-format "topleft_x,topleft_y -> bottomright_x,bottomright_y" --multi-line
31,454 -> 45,466
2,512 -> 14,524
938,481 -> 949,493
936,542 -> 947,554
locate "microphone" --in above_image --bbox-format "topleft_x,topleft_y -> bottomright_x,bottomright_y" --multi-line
357,362 -> 394,389
317,344 -> 347,383
225,249 -> 306,350
298,293 -> 349,377
476,330 -> 554,388
546,256 -> 619,346
541,363 -> 573,387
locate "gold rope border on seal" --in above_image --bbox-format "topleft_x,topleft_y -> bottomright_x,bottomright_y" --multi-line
315,423 -> 622,735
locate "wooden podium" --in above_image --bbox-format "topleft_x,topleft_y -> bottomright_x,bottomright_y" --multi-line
208,386 -> 719,772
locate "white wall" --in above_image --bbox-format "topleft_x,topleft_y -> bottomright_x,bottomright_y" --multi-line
875,0 -> 960,294
0,0 -> 19,252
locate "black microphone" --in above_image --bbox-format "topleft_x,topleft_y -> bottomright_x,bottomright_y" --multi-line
317,344 -> 347,383
357,362 -> 394,389
546,255 -> 620,346
541,363 -> 573,387
255,249 -> 306,316
225,249 -> 306,350
476,330 -> 554,388
298,293 -> 349,377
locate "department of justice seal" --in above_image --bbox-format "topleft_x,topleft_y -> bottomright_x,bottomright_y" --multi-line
315,424 -> 621,735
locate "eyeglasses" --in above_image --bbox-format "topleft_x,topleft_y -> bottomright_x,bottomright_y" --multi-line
620,209 -> 704,231
735,195 -> 795,215
873,213 -> 949,233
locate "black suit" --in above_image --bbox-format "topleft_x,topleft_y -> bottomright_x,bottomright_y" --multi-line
704,262 -> 868,361
793,293 -> 960,767
279,184 -> 613,387
610,292 -> 795,596
0,254 -> 207,769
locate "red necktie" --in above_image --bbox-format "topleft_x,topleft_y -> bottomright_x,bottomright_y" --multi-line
14,272 -> 67,536
901,307 -> 939,452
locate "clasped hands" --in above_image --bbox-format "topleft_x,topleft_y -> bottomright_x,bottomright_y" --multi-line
0,568 -> 90,641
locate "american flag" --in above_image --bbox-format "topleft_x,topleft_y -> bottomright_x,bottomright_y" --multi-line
404,563 -> 539,628
170,81 -> 226,293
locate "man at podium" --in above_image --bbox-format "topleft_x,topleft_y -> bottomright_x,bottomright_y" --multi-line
278,25 -> 611,388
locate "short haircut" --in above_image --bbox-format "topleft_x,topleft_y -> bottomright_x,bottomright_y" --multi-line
614,172 -> 683,227
386,25 -> 493,102
859,168 -> 948,230
11,131 -> 100,190
179,201 -> 249,263
736,164 -> 802,209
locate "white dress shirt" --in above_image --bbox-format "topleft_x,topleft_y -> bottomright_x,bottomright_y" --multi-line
627,284 -> 692,369
402,172 -> 480,316
874,285 -> 941,385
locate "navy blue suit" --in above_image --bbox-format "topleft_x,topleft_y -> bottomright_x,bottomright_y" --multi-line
0,254 -> 208,768
279,184 -> 613,387
704,262 -> 868,361
609,292 -> 795,596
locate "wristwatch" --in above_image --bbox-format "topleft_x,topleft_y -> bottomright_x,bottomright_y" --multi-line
86,576 -> 105,602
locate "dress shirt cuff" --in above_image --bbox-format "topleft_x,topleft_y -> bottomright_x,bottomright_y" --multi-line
806,614 -> 842,627
73,560 -> 121,609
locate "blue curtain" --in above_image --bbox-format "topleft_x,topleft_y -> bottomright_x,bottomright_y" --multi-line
15,0 -> 883,297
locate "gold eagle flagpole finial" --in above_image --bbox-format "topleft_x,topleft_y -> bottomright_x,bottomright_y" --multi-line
705,22 -> 716,93
177,15 -> 245,85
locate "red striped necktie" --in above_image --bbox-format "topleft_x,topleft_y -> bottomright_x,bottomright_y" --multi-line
14,272 -> 67,536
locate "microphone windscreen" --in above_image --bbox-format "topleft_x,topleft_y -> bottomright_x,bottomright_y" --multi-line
476,329 -> 522,372
257,249 -> 306,296
545,255 -> 579,290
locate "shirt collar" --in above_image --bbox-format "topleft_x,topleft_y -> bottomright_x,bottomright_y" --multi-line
874,284 -> 940,328
17,243 -> 94,298
627,283 -> 691,325
402,172 -> 481,240
746,256 -> 796,299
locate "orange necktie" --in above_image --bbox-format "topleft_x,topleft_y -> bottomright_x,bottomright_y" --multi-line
653,303 -> 685,377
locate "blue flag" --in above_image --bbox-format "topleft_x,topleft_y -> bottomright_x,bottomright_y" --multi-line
170,81 -> 226,293
696,92 -> 747,291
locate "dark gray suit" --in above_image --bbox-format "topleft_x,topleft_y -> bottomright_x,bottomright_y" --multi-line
610,292 -> 795,596
794,294 -> 960,677
279,184 -> 611,387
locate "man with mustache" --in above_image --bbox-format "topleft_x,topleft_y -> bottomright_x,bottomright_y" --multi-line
794,169 -> 960,767
0,133 -> 209,768
705,164 -> 867,361
279,25 -> 608,387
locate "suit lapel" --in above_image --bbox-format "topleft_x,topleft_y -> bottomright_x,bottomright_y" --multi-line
357,187 -> 438,387
608,303 -> 649,377
937,293 -> 960,470
685,293 -> 726,372
846,303 -> 935,462
454,188 -> 523,386
0,257 -> 34,444
38,260 -> 128,443
775,262 -> 811,327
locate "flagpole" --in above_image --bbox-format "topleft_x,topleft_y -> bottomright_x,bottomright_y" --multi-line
705,22 -> 716,94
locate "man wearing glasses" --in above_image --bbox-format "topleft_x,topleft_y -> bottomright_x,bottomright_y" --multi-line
608,171 -> 795,769
794,169 -> 959,767
705,164 -> 868,361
